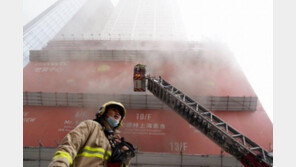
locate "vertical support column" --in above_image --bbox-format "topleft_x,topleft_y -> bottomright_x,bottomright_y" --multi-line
38,146 -> 41,167
210,96 -> 213,111
249,96 -> 252,110
129,94 -> 131,109
55,92 -> 57,106
112,50 -> 114,60
38,140 -> 43,167
242,96 -> 245,110
25,91 -> 28,105
145,94 -> 148,109
39,92 -> 43,106
180,144 -> 183,167
66,92 -> 69,106
227,96 -> 229,111
81,93 -> 84,107
220,150 -> 223,167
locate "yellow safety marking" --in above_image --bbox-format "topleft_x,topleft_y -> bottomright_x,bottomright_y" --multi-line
77,146 -> 111,160
77,152 -> 104,159
83,146 -> 105,152
53,151 -> 73,165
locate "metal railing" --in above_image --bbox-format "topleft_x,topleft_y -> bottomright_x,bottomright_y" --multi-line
29,49 -> 202,62
23,92 -> 257,111
23,146 -> 243,167
53,33 -> 190,41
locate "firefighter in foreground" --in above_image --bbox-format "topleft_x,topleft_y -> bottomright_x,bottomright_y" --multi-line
49,101 -> 135,167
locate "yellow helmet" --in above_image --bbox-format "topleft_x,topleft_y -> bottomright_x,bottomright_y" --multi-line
97,101 -> 126,128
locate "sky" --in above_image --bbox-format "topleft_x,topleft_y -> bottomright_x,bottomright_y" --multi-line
23,0 -> 273,122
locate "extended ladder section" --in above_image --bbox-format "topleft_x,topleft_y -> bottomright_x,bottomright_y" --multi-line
147,76 -> 273,167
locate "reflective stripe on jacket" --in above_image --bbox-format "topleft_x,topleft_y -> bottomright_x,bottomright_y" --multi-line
48,120 -> 114,167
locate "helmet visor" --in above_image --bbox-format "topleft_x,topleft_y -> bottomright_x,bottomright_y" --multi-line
105,104 -> 125,119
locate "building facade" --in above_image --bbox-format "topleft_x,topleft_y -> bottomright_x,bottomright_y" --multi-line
23,0 -> 272,166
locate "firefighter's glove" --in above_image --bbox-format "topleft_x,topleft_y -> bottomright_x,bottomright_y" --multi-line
109,138 -> 135,164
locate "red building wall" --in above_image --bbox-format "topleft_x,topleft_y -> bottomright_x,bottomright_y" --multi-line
23,58 -> 272,155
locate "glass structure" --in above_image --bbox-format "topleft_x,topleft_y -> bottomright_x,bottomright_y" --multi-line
23,0 -> 88,67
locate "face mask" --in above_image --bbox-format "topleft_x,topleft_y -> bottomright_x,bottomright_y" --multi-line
107,117 -> 119,128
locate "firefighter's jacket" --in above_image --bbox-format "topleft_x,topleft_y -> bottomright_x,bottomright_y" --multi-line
48,120 -> 127,167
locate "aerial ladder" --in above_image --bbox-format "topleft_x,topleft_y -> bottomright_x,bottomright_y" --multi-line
133,64 -> 273,167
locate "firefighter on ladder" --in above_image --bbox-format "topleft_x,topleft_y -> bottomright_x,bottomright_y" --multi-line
49,101 -> 135,167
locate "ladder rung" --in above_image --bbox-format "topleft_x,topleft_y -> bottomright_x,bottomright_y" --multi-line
232,134 -> 242,138
201,112 -> 210,115
196,105 -> 199,111
174,89 -> 180,93
250,147 -> 261,151
173,88 -> 179,92
188,102 -> 196,106
262,149 -> 266,160
242,136 -> 246,145
216,122 -> 225,126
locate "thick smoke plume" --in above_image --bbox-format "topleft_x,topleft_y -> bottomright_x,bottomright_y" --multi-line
138,39 -> 240,97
